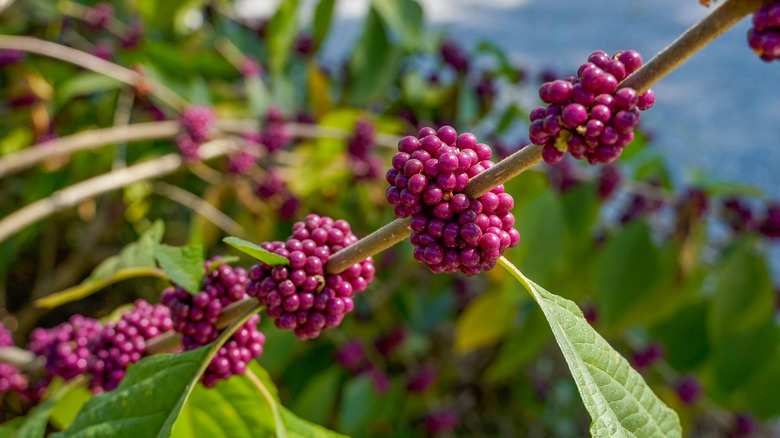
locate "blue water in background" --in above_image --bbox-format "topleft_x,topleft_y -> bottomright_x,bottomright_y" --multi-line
242,0 -> 779,195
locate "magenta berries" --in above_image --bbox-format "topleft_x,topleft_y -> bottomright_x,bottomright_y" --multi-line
348,118 -> 383,180
27,315 -> 103,382
530,51 -> 655,165
246,214 -> 375,340
176,105 -> 217,162
0,323 -> 27,395
85,3 -> 114,30
161,259 -> 264,387
385,126 -> 520,276
88,300 -> 174,393
748,2 -> 780,62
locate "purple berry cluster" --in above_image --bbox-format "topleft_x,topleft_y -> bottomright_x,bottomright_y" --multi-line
161,260 -> 265,387
88,300 -> 174,393
347,118 -> 383,180
0,49 -> 26,67
748,2 -> 780,62
440,39 -> 469,72
260,107 -> 291,153
529,50 -> 655,165
0,323 -> 27,395
246,214 -> 376,340
85,3 -> 114,31
385,126 -> 520,276
162,260 -> 249,347
254,167 -> 300,220
119,19 -> 145,49
227,150 -> 257,175
91,42 -> 114,61
176,105 -> 217,162
26,315 -> 103,382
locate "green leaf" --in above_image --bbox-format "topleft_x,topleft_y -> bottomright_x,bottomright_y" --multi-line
338,375 -> 376,436
155,244 -> 204,295
13,396 -> 59,438
290,367 -> 343,425
171,369 -> 276,438
36,221 -> 165,308
223,237 -> 289,266
50,385 -> 93,430
370,0 -> 424,51
596,222 -> 660,328
56,73 -> 123,108
739,345 -> 780,419
485,306 -> 551,383
267,0 -> 300,74
651,301 -> 709,371
12,378 -> 88,437
312,0 -> 336,49
708,238 -> 775,341
281,406 -> 349,438
455,76 -> 479,126
499,258 -> 682,438
0,418 -> 22,437
54,304 -> 262,438
347,8 -> 403,105
454,289 -> 517,354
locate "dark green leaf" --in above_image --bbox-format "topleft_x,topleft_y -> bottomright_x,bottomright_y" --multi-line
155,244 -> 204,295
290,367 -> 343,426
55,73 -> 122,108
338,375 -> 376,436
500,258 -> 682,438
596,222 -> 659,327
13,394 -> 61,438
347,8 -> 403,105
312,0 -> 336,49
370,0 -> 424,51
651,301 -> 709,371
54,305 -> 262,438
223,237 -> 289,266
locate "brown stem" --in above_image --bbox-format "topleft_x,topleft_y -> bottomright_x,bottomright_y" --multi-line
0,139 -> 238,244
0,35 -> 187,110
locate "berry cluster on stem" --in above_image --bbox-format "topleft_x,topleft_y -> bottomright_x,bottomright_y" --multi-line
385,126 -> 520,276
161,259 -> 265,387
176,106 -> 217,162
246,214 -> 376,340
530,50 -> 655,165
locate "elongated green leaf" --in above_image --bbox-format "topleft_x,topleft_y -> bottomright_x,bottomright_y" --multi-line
223,237 -> 289,266
347,8 -> 403,105
312,0 -> 335,49
267,0 -> 300,74
56,73 -> 122,107
13,396 -> 59,438
155,244 -> 204,295
54,305 -> 262,438
281,406 -> 348,438
370,0 -> 424,51
499,257 -> 682,438
36,221 -> 164,308
0,418 -> 22,437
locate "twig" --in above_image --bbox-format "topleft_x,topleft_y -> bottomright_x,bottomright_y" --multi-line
0,120 -> 397,179
0,35 -> 187,110
0,139 -> 237,244
153,182 -> 248,238
0,346 -> 44,373
619,0 -> 762,93
0,121 -> 180,178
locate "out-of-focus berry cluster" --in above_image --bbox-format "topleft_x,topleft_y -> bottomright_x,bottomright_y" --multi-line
347,118 -> 383,180
176,105 -> 217,162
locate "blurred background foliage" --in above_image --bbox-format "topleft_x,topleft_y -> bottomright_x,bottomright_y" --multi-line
1,0 -> 779,436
